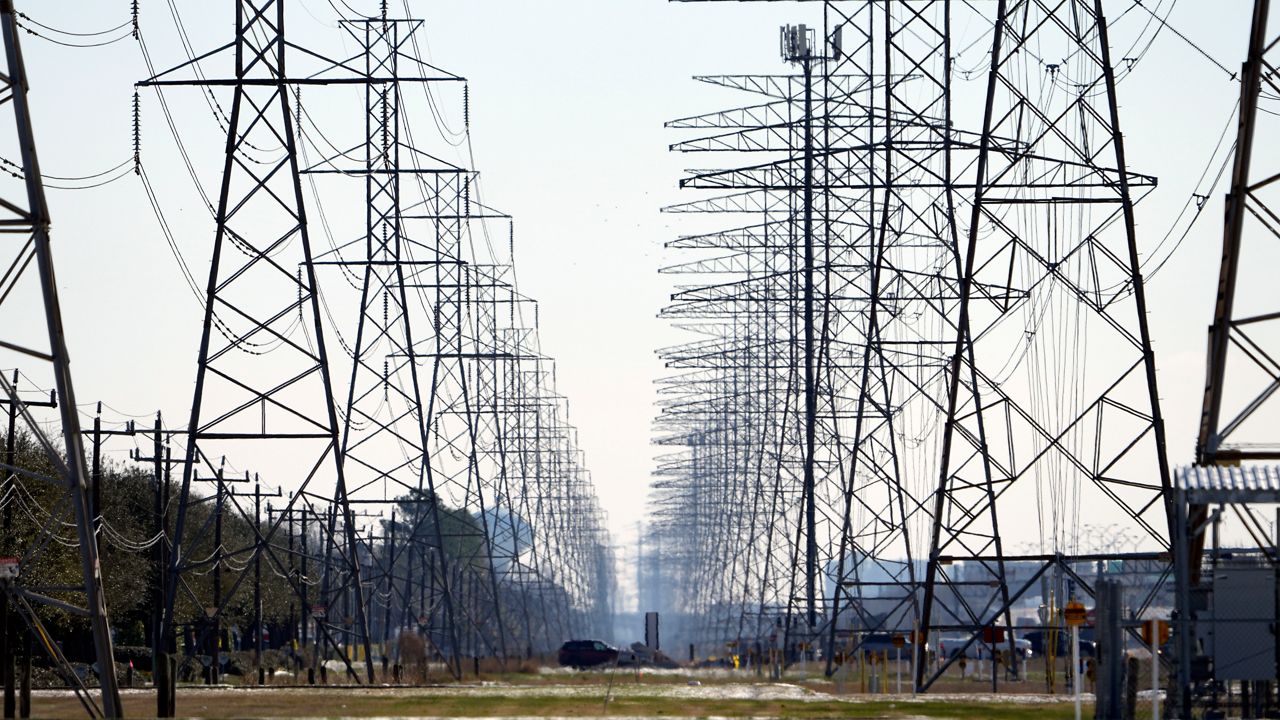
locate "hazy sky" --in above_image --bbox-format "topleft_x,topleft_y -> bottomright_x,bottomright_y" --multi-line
15,0 -> 1264,573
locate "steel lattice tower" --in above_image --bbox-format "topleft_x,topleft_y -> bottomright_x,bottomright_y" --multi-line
657,0 -> 970,660
656,16 -> 884,653
918,0 -> 1173,689
0,0 -> 615,712
290,3 -> 615,663
1179,0 -> 1280,707
658,1 -> 1175,684
140,0 -> 384,699
0,0 -> 122,715
822,0 -> 969,673
1197,0 -> 1279,467
304,12 -> 471,677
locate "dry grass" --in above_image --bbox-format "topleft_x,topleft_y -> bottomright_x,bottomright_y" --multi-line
28,682 -> 1083,719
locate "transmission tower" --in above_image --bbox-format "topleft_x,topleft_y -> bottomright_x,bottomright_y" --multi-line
290,4 -> 614,662
0,0 -> 122,716
134,1 -> 614,690
302,11 -> 472,677
1179,0 -> 1280,709
918,0 -> 1173,689
660,1 -> 1177,686
820,0 -> 971,674
657,13 -> 884,654
1197,0 -> 1279,468
138,0 -> 397,701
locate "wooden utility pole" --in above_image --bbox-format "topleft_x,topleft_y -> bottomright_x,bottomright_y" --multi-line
231,475 -> 279,686
81,404 -> 136,525
2,373 -> 53,720
131,413 -> 183,718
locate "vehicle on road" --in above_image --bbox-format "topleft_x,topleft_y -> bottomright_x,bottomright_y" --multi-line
557,640 -> 619,669
1021,629 -> 1096,658
937,635 -> 1032,660
854,633 -> 914,656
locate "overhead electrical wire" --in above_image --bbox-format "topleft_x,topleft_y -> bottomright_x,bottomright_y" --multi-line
1129,0 -> 1239,79
14,20 -> 132,48
130,8 -> 295,355
15,13 -> 131,37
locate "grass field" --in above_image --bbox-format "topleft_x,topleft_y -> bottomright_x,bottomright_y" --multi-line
30,674 -> 1087,719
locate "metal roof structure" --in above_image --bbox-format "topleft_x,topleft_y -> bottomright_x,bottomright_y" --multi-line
1176,465 -> 1280,503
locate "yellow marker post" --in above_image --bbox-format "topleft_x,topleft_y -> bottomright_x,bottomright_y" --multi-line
892,634 -> 905,694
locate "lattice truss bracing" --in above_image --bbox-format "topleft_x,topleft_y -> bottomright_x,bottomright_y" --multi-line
652,0 -> 976,657
1197,0 -> 1280,467
919,0 -> 1172,689
0,0 -> 122,715
1177,6 -> 1280,707
135,0 -> 612,690
652,0 -> 1174,677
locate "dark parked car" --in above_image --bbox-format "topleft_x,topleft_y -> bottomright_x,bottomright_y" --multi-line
1021,629 -> 1095,658
557,640 -> 619,669
857,633 -> 914,655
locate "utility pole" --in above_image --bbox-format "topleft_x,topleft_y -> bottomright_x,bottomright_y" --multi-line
419,542 -> 428,641
267,499 -> 304,678
800,42 -> 818,636
231,475 -> 279,686
779,21 -> 822,641
1,374 -> 53,720
82,405 -> 136,527
257,477 -> 263,686
2,373 -> 12,720
316,503 -> 334,684
300,499 -> 312,684
131,413 -> 182,718
284,504 -> 296,675
187,459 -> 245,686
91,410 -> 99,525
380,511 -> 396,675
211,463 -> 226,685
